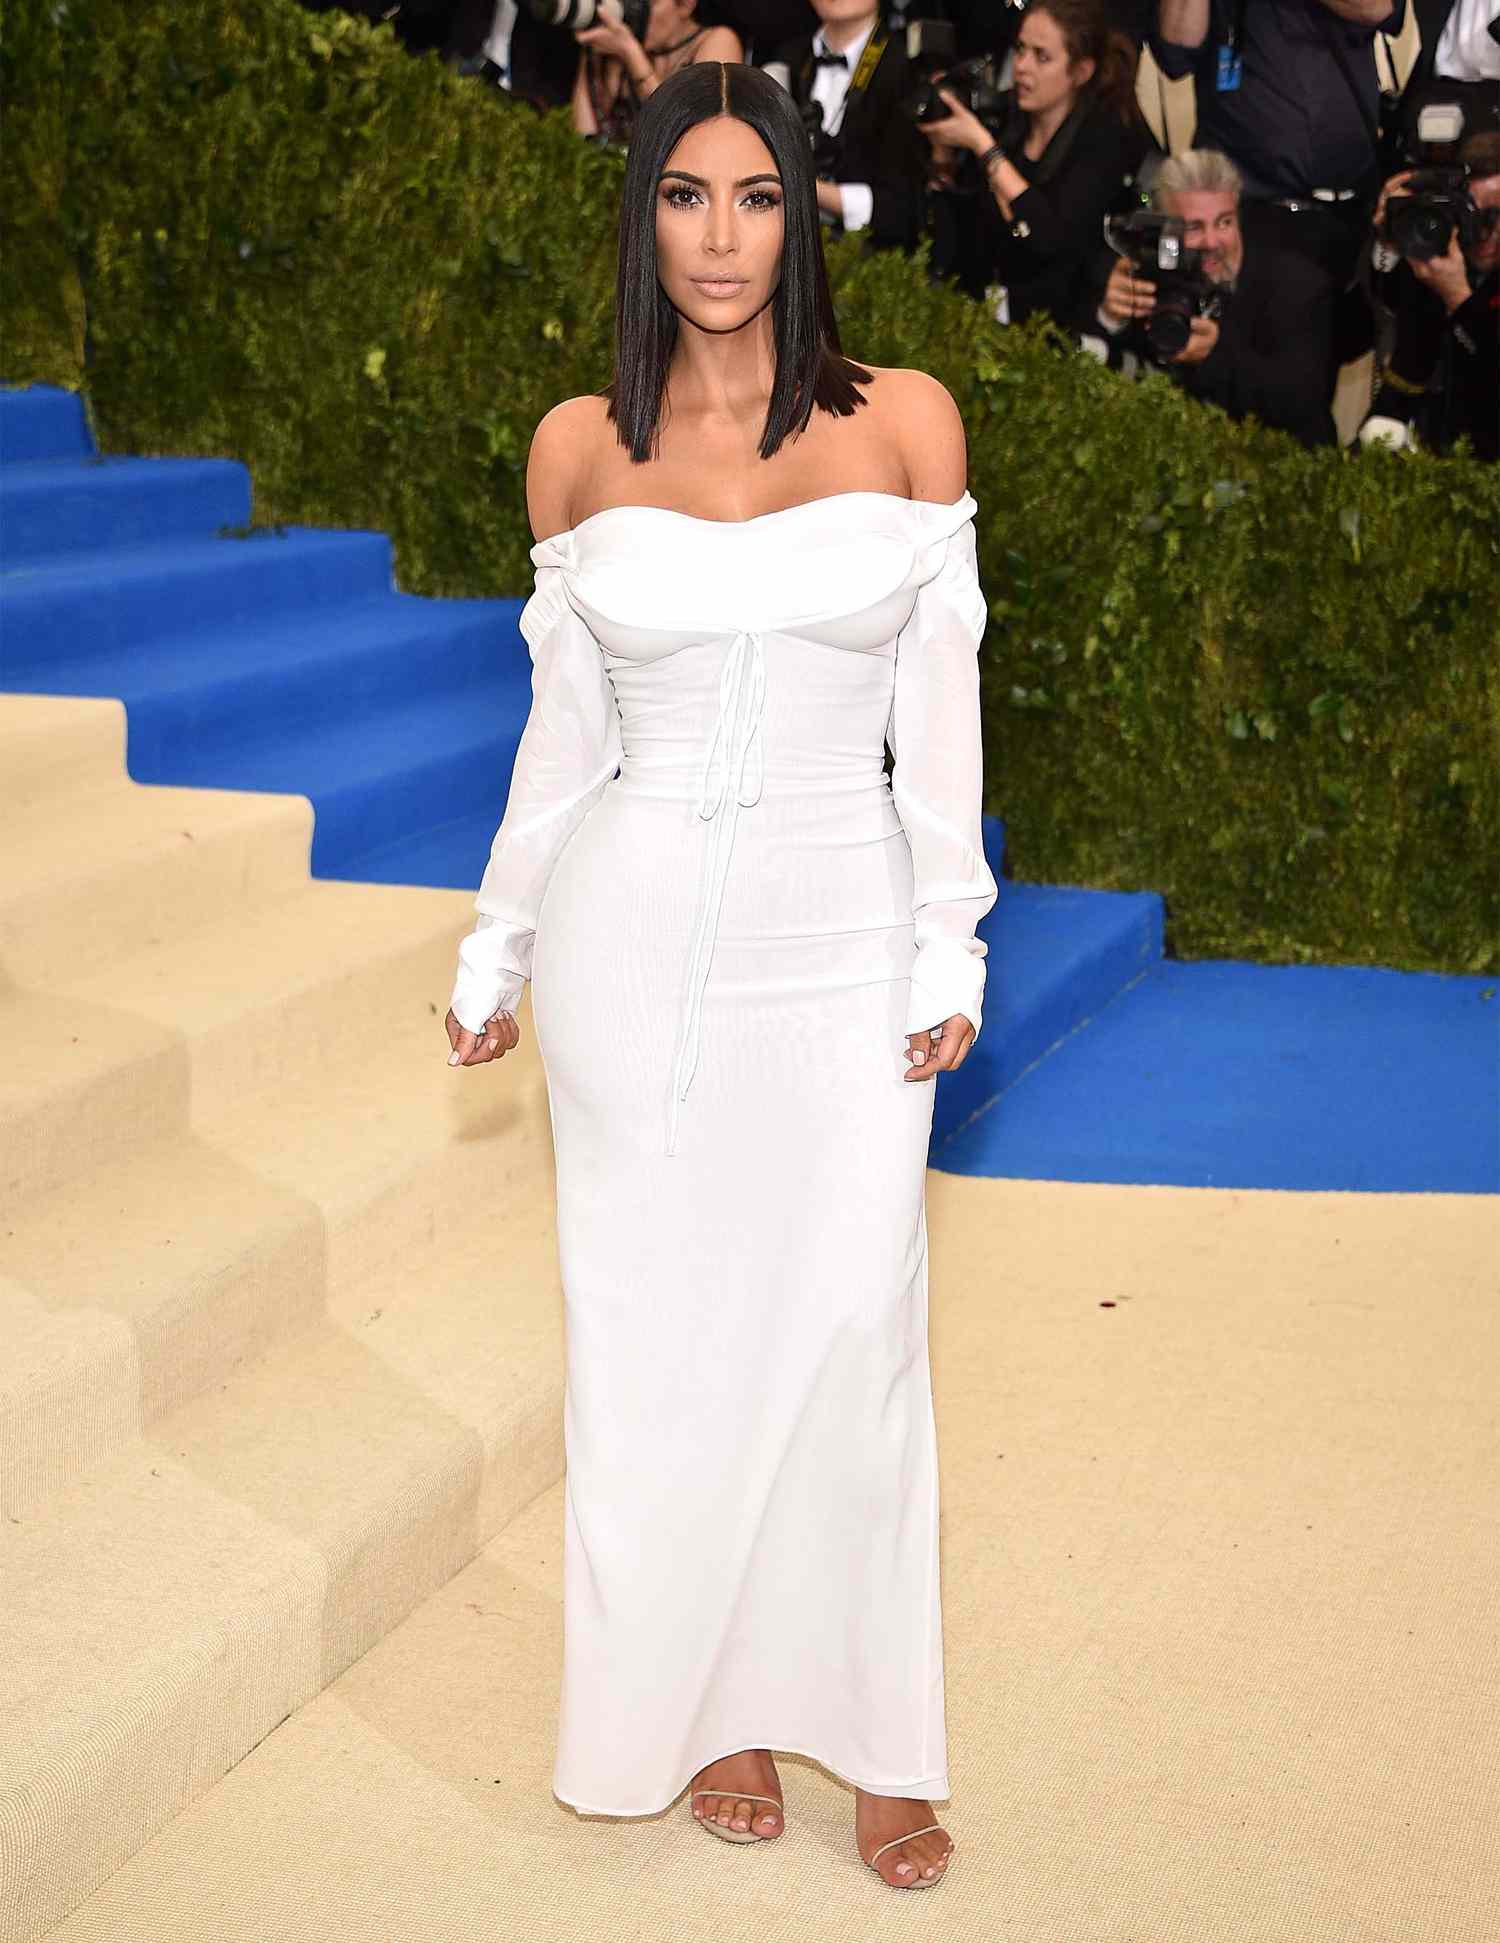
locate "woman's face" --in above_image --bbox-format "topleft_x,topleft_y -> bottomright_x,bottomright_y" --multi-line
1012,9 -> 1093,119
645,0 -> 693,45
654,114 -> 785,330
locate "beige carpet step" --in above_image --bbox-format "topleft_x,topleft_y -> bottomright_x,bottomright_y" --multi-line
203,984 -> 555,1303
0,1002 -> 555,1521
0,1208 -> 565,1943
0,770 -> 314,991
52,877 -> 478,1128
31,1178 -> 1500,1943
0,1135 -> 325,1519
0,989 -> 188,1208
0,695 -> 129,806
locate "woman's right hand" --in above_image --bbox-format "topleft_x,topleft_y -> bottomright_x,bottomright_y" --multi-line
446,1008 -> 520,1067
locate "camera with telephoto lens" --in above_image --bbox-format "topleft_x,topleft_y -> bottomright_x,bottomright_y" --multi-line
524,0 -> 649,42
1382,101 -> 1493,263
1103,208 -> 1222,360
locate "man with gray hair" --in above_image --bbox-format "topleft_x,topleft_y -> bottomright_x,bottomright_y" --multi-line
1079,145 -> 1339,445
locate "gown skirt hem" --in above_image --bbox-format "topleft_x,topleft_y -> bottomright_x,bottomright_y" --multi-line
554,1739 -> 952,1819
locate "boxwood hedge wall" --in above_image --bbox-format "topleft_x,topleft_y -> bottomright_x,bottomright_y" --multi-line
4,0 -> 1497,973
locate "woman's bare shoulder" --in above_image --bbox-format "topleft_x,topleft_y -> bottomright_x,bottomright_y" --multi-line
851,365 -> 967,503
527,394 -> 614,541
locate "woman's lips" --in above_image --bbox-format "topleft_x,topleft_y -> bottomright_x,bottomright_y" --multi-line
691,277 -> 748,299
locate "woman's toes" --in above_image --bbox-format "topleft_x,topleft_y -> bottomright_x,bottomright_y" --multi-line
879,1842 -> 918,1883
730,1796 -> 753,1831
754,1805 -> 782,1836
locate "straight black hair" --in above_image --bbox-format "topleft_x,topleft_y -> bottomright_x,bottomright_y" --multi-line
601,61 -> 873,464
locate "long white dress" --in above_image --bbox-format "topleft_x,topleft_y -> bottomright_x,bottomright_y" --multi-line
449,488 -> 998,1816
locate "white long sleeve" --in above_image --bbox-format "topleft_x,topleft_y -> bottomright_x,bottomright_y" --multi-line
887,513 -> 999,1042
449,558 -> 622,1035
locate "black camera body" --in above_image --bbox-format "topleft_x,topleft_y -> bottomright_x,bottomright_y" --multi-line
1104,210 -> 1223,360
907,51 -> 1007,132
1383,165 -> 1488,262
799,96 -> 842,178
525,0 -> 649,43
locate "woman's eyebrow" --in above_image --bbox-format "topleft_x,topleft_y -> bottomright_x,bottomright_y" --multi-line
659,170 -> 782,188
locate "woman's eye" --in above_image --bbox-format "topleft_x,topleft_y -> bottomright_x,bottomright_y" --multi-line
662,186 -> 781,210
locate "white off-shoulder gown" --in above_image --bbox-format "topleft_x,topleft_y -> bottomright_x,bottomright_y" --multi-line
450,489 -> 998,1816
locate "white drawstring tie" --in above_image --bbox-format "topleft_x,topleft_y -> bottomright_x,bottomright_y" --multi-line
666,629 -> 766,1154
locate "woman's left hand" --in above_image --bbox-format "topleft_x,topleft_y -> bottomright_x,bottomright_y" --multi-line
574,18 -> 644,66
904,1014 -> 975,1080
916,86 -> 990,156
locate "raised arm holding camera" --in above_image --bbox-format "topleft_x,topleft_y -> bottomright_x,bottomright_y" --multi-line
915,0 -> 1155,322
569,0 -> 742,142
1081,148 -> 1339,445
1362,123 -> 1500,456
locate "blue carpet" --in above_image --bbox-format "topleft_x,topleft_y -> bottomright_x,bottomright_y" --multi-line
3,382 -> 1494,1193
936,958 -> 1499,1192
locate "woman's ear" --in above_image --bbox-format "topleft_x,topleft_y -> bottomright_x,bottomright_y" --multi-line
1072,56 -> 1097,92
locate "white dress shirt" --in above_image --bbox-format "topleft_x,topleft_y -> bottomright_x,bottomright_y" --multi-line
1434,0 -> 1500,82
810,17 -> 877,234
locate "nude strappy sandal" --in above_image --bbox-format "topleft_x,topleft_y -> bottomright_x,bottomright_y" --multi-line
690,1790 -> 784,1845
862,1822 -> 953,1888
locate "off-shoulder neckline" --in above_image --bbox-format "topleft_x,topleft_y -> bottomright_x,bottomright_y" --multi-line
535,488 -> 976,547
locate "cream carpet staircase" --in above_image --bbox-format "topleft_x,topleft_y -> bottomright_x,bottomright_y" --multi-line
1,691 -> 569,1939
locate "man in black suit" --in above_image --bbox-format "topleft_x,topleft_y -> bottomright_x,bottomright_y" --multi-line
771,0 -> 933,252
443,0 -> 582,110
1079,146 -> 1339,446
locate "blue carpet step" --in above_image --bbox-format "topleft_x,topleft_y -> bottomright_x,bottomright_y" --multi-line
0,529 -> 396,677
4,591 -> 524,770
937,956 -> 1499,1192
0,455 -> 253,566
0,382 -> 91,463
929,817 -> 1165,1149
337,806 -> 509,890
145,671 -> 529,877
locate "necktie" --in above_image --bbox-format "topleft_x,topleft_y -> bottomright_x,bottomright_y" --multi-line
812,47 -> 848,67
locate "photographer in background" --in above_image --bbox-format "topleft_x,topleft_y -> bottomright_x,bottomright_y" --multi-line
1361,126 -> 1500,455
1080,148 -> 1340,445
570,0 -> 742,142
1148,0 -> 1408,400
444,0 -> 581,109
771,0 -> 934,252
917,0 -> 1156,321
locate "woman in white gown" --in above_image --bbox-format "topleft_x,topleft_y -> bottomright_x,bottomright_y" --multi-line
445,59 -> 997,1892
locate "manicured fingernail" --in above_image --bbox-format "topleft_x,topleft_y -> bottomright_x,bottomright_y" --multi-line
448,1050 -> 462,1065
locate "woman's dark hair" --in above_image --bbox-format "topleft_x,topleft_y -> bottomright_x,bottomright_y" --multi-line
1021,0 -> 1143,127
601,61 -> 872,464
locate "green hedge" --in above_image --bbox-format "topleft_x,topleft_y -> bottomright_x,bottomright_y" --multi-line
4,0 -> 1498,973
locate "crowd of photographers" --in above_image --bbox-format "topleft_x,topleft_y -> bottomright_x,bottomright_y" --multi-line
311,0 -> 1498,458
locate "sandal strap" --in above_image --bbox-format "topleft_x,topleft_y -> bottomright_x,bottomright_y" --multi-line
868,1822 -> 945,1865
691,1791 -> 783,1809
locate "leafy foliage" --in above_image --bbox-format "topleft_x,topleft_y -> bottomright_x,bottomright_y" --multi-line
4,0 -> 1497,971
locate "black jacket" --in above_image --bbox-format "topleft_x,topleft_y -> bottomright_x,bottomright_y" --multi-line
1079,235 -> 1339,447
772,25 -> 933,253
1369,264 -> 1499,460
966,92 -> 1157,325
443,0 -> 580,110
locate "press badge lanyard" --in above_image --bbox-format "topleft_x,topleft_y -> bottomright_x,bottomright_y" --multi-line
1217,0 -> 1245,91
